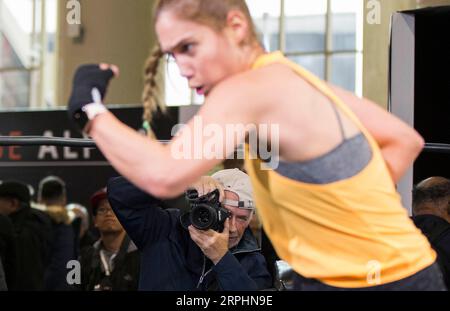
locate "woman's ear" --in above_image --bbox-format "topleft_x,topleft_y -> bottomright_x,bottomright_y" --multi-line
225,10 -> 251,45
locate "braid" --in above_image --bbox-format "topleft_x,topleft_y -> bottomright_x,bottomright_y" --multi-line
142,46 -> 164,137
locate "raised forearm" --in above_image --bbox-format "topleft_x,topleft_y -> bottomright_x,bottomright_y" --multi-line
90,112 -> 175,197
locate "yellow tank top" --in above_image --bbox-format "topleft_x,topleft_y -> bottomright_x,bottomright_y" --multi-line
245,51 -> 436,288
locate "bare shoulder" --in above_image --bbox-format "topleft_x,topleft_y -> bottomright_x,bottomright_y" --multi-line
207,63 -> 307,116
220,63 -> 302,93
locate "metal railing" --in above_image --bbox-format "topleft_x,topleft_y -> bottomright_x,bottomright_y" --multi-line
0,136 -> 448,155
0,136 -> 171,147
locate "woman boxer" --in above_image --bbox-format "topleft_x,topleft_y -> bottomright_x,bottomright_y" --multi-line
67,0 -> 445,290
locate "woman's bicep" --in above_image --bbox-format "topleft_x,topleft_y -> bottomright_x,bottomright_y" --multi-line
165,77 -> 261,196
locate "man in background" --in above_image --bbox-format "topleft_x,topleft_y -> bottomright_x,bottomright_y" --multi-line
79,188 -> 140,291
0,180 -> 52,290
412,176 -> 450,288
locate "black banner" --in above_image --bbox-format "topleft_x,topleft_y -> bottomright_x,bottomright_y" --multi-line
0,106 -> 178,209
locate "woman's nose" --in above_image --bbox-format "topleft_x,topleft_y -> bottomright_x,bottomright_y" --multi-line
175,58 -> 194,79
179,67 -> 194,80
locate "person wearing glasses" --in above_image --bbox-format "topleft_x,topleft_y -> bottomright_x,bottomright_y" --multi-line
78,188 -> 140,291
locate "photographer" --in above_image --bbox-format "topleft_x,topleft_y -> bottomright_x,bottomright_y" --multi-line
107,169 -> 272,291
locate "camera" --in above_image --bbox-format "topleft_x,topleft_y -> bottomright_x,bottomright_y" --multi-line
180,189 -> 231,232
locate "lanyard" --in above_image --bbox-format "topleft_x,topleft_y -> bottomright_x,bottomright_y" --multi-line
99,249 -> 117,276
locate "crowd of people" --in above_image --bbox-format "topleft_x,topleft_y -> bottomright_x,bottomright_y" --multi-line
0,167 -> 276,291
0,169 -> 448,291
0,174 -> 132,290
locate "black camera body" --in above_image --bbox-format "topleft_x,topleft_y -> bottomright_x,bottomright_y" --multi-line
181,189 -> 231,232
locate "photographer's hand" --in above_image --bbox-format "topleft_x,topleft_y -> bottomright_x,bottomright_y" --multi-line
191,176 -> 225,202
188,218 -> 230,265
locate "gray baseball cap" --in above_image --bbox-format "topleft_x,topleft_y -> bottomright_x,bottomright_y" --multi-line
211,169 -> 254,209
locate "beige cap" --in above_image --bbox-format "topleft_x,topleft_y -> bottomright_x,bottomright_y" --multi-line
211,169 -> 254,209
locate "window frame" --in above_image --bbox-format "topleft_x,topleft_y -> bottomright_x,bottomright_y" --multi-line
280,0 -> 363,96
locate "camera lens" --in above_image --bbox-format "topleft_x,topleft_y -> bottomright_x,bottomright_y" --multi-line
190,204 -> 217,230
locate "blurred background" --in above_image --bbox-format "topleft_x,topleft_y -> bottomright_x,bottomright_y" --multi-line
0,0 -> 448,112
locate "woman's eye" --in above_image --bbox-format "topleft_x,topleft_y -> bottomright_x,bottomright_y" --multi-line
181,44 -> 194,54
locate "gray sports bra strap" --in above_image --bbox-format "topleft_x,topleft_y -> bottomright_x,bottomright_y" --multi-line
330,101 -> 346,140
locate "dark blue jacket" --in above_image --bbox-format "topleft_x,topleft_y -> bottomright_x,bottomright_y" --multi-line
107,176 -> 272,291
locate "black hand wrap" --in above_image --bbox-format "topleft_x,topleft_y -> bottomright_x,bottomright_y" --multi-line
67,64 -> 115,130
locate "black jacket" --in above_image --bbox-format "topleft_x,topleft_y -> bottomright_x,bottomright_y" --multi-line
0,257 -> 6,291
412,214 -> 450,288
107,176 -> 272,291
44,222 -> 77,290
8,205 -> 53,290
0,215 -> 16,290
79,235 -> 140,291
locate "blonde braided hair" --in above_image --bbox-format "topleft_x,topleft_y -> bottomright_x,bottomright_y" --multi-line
142,46 -> 165,138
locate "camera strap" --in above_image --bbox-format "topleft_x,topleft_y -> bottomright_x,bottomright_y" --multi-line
222,199 -> 253,209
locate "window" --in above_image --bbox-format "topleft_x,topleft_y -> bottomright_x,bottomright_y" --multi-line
164,0 -> 363,106
248,0 -> 363,95
0,0 -> 34,109
0,33 -> 30,108
0,0 -> 58,109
